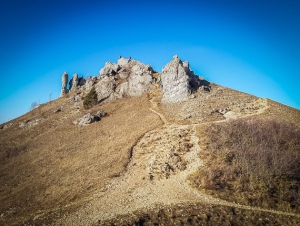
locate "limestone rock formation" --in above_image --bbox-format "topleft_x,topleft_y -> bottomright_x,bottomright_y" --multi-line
58,56 -> 210,107
95,76 -> 115,101
161,57 -> 191,102
78,76 -> 86,86
96,58 -> 154,100
121,60 -> 153,97
117,57 -> 130,67
60,72 -> 69,97
69,73 -> 78,91
161,56 -> 207,102
83,77 -> 96,93
99,62 -> 120,76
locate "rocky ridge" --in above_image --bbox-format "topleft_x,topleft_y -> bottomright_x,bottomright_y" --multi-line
59,55 -> 209,104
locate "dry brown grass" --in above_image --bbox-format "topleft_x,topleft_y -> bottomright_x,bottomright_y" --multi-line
190,117 -> 300,213
97,202 -> 300,226
0,93 -> 162,225
1,81 -> 300,225
158,84 -> 259,124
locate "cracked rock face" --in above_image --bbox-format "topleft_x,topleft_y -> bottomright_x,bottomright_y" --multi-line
161,58 -> 192,102
69,73 -> 78,91
96,59 -> 154,100
60,72 -> 69,97
99,62 -> 120,76
95,76 -> 115,101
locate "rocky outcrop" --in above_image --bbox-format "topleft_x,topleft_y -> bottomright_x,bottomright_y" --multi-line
95,76 -> 115,101
69,73 -> 78,90
83,77 -> 96,93
99,62 -> 120,76
161,57 -> 191,102
2,123 -> 14,130
161,56 -> 208,102
60,72 -> 69,97
59,56 -> 208,104
119,60 -> 153,97
78,76 -> 86,86
117,57 -> 130,67
19,119 -> 44,128
96,58 -> 154,100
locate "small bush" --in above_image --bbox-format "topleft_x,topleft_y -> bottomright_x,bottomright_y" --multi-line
194,118 -> 300,212
83,87 -> 98,109
29,101 -> 39,111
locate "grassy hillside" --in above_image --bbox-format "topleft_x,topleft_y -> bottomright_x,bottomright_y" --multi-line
0,92 -> 162,225
0,83 -> 299,225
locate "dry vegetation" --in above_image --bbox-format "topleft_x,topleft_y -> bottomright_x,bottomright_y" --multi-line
190,118 -> 300,213
0,93 -> 162,225
1,82 -> 300,225
83,87 -> 98,109
97,202 -> 300,226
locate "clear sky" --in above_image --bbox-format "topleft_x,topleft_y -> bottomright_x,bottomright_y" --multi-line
1,0 -> 299,124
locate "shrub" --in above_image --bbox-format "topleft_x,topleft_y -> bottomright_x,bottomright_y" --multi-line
194,118 -> 300,212
29,101 -> 40,111
83,87 -> 98,109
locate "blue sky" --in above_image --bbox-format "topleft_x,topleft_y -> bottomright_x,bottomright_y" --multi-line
0,0 -> 299,124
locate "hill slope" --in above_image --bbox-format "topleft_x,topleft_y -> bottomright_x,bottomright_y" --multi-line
1,59 -> 300,225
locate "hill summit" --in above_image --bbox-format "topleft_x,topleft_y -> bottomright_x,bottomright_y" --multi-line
59,55 -> 210,104
1,56 -> 300,225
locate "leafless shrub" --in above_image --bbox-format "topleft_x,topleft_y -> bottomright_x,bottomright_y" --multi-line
197,118 -> 300,212
29,101 -> 40,111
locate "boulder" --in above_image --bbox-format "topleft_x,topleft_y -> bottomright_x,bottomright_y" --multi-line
60,72 -> 69,97
74,113 -> 97,126
74,111 -> 106,126
96,110 -> 107,118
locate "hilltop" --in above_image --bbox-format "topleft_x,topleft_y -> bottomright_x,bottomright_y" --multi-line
0,56 -> 300,225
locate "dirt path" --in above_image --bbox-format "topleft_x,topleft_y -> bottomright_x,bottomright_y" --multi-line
51,97 -> 299,225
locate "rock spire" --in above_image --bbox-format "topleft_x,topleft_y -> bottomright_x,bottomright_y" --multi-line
161,56 -> 191,102
60,72 -> 69,97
